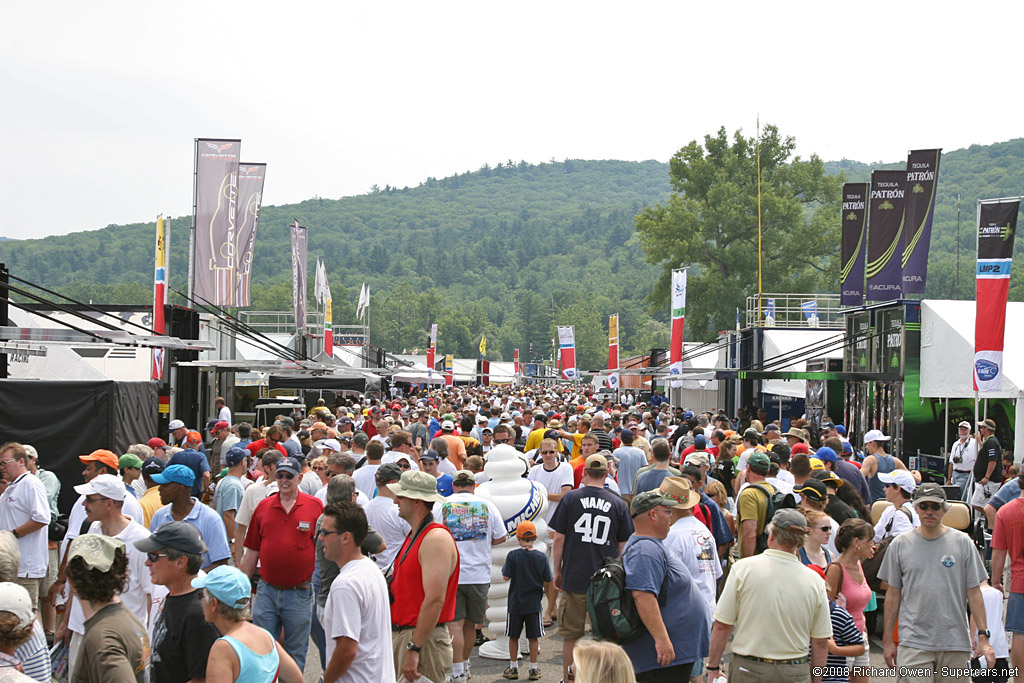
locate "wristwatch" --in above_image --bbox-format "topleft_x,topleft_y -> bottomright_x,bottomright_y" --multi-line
406,641 -> 422,653
978,629 -> 991,638
11,529 -> 18,539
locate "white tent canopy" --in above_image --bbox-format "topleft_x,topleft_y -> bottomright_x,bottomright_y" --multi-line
392,363 -> 445,385
761,328 -> 845,398
920,299 -> 1024,399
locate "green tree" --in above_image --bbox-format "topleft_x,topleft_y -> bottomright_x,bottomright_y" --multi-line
635,125 -> 842,337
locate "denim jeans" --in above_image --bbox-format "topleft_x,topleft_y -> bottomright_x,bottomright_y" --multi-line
252,582 -> 313,672
310,564 -> 326,669
950,470 -> 971,500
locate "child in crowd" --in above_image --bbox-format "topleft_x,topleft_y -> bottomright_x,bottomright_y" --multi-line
972,576 -> 1010,683
501,521 -> 552,680
808,564 -> 865,682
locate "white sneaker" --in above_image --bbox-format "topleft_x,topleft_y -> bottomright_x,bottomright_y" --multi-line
445,673 -> 468,683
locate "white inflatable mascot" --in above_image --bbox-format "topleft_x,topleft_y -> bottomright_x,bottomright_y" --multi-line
473,444 -> 548,660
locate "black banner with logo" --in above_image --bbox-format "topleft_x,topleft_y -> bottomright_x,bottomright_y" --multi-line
865,170 -> 906,300
840,182 -> 868,306
901,149 -> 942,294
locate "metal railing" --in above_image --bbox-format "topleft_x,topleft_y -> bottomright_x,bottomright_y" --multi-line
745,293 -> 843,329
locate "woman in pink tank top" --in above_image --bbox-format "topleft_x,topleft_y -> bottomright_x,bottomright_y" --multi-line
826,518 -> 875,683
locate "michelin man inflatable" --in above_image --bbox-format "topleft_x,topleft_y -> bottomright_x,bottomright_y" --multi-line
473,444 -> 548,659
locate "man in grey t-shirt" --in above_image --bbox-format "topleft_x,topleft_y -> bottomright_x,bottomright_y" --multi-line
878,483 -> 994,680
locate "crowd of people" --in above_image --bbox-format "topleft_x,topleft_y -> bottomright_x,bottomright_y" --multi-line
0,385 -> 1016,683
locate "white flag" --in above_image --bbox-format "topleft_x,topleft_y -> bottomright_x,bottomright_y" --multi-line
314,259 -> 328,304
356,283 -> 366,316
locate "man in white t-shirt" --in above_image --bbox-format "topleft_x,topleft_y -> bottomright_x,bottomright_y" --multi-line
528,438 -> 574,625
215,396 -> 231,425
353,440 -> 385,499
433,470 -> 507,683
57,473 -> 152,674
322,500 -> 396,683
0,442 -> 51,605
661,476 -> 721,628
363,464 -> 410,570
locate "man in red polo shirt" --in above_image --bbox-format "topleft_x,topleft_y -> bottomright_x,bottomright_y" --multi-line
241,456 -> 324,672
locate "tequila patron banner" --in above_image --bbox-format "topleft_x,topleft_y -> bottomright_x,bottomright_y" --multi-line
865,170 -> 907,300
193,139 -> 241,306
974,199 -> 1019,391
557,326 -> 577,380
289,221 -> 308,333
901,149 -> 942,294
234,163 -> 266,307
607,314 -> 620,390
427,324 -> 437,377
840,183 -> 868,306
669,269 -> 687,385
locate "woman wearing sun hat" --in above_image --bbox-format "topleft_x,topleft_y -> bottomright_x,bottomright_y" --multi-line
195,565 -> 302,683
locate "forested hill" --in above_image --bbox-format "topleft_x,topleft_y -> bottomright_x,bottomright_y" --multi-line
2,139 -> 1024,368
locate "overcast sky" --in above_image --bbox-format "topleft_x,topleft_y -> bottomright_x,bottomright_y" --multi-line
2,1 -> 1021,240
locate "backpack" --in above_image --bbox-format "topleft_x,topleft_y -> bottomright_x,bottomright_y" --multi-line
586,537 -> 669,644
749,483 -> 797,554
862,506 -> 912,592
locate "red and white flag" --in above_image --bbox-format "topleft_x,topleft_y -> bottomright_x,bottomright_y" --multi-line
427,324 -> 437,377
607,314 -> 620,390
974,200 -> 1019,391
669,269 -> 687,385
557,326 -> 577,380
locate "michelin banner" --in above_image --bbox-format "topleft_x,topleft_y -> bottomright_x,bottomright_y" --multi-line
557,326 -> 577,380
974,200 -> 1019,392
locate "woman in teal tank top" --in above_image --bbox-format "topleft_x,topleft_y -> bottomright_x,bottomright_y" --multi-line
194,566 -> 304,683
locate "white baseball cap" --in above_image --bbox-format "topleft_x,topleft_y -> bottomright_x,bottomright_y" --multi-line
863,429 -> 891,444
0,582 -> 34,629
316,439 -> 342,453
877,469 -> 916,494
73,473 -> 127,501
168,419 -> 186,431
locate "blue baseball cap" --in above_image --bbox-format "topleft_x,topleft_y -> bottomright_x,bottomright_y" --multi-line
191,566 -> 251,609
276,457 -> 302,476
814,446 -> 838,463
835,424 -> 847,436
151,464 -> 196,487
694,434 -> 707,449
224,447 -> 247,467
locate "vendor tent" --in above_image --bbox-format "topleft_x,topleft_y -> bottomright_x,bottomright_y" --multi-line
920,299 -> 1024,399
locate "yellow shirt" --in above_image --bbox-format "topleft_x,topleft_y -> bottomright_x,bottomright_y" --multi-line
714,549 -> 833,658
139,485 -> 163,529
736,481 -> 774,558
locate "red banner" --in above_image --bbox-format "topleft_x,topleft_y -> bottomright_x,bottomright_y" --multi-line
427,324 -> 437,378
513,348 -> 520,376
557,326 -> 577,380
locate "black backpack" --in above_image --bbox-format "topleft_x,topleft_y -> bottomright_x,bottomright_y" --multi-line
749,483 -> 797,553
586,538 -> 668,644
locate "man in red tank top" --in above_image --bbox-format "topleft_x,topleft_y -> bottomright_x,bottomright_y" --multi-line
388,470 -> 460,683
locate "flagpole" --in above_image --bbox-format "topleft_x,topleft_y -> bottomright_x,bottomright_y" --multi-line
756,115 -> 763,318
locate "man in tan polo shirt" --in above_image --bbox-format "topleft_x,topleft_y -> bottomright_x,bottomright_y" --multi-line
707,508 -> 831,683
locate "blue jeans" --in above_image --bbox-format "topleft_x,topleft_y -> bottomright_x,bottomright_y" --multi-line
252,581 -> 313,672
950,470 -> 971,500
310,564 -> 326,669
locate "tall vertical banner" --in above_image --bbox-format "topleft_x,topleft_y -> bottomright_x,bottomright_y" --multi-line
193,139 -> 241,306
607,314 -> 620,390
901,149 -> 942,294
865,170 -> 907,300
427,324 -> 437,377
289,221 -> 308,333
668,269 -> 687,385
152,215 -> 168,381
974,199 -> 1019,391
840,182 -> 868,306
513,348 -> 520,377
444,354 -> 454,387
557,326 -> 577,380
233,163 -> 266,307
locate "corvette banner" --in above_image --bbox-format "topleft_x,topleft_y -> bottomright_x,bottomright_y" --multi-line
193,138 -> 241,305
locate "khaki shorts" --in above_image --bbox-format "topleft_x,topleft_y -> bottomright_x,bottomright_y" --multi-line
44,547 -> 59,593
393,624 -> 453,683
13,576 -> 43,606
557,590 -> 587,640
453,583 -> 489,624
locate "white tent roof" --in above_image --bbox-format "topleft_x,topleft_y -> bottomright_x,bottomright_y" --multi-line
392,363 -> 445,385
920,299 -> 1024,398
761,328 -> 845,398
